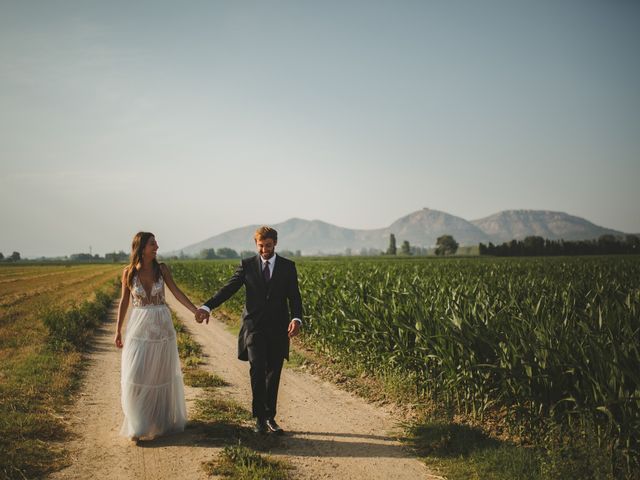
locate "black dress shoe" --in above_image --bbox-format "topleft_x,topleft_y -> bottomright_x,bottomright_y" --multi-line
266,418 -> 284,435
253,418 -> 268,434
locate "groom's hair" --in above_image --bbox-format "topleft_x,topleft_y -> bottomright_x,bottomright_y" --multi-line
254,226 -> 278,243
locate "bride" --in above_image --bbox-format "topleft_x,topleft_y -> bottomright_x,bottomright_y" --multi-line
114,231 -> 200,443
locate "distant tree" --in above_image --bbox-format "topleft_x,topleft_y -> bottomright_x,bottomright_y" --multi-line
240,250 -> 255,259
295,250 -> 302,257
386,234 -> 397,255
523,236 -> 545,255
279,250 -> 296,258
345,248 -> 352,256
9,251 -> 21,262
70,253 -> 95,261
435,235 -> 458,256
626,235 -> 640,253
401,240 -> 411,255
199,248 -> 217,260
216,247 -> 239,259
598,234 -> 619,250
0,252 -> 4,260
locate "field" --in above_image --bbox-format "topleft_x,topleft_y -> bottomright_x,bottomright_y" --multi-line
169,255 -> 640,478
0,263 -> 121,479
1,258 -> 638,478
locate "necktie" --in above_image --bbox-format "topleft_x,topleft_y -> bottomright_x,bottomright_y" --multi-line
263,260 -> 270,282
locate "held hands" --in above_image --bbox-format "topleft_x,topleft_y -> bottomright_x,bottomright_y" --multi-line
288,320 -> 301,338
195,308 -> 210,324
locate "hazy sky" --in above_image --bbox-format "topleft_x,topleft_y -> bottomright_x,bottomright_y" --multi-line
1,1 -> 639,258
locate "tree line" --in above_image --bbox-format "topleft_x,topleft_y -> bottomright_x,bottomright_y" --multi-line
0,251 -> 130,263
5,234 -> 637,262
479,234 -> 640,256
384,234 -> 459,256
0,251 -> 21,262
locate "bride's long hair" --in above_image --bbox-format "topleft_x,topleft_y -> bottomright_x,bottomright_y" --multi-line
125,231 -> 161,289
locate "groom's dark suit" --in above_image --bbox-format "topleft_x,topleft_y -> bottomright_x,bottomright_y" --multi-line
203,254 -> 303,419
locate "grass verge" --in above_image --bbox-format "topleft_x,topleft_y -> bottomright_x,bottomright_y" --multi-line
405,418 -> 618,480
0,267 -> 120,480
203,445 -> 292,480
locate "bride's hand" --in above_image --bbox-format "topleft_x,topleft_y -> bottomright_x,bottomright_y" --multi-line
195,308 -> 209,324
114,332 -> 123,348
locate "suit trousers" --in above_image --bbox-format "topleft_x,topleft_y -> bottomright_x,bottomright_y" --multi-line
247,332 -> 285,419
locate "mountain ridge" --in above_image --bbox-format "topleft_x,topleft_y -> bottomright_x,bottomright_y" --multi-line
171,208 -> 626,256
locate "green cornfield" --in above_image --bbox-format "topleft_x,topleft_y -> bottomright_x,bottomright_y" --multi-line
169,256 -> 640,474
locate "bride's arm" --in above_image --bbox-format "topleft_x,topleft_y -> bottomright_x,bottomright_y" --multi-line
115,269 -> 130,348
160,263 -> 198,314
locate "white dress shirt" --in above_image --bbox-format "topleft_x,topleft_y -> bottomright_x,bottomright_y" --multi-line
260,254 -> 275,279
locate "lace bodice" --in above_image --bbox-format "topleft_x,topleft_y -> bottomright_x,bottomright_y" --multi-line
131,274 -> 166,307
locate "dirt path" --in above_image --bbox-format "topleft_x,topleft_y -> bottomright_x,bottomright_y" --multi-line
50,302 -> 212,480
51,292 -> 439,480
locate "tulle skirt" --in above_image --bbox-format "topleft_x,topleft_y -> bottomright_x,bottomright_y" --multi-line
120,304 -> 187,439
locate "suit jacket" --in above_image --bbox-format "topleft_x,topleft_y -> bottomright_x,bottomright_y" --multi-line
204,254 -> 303,361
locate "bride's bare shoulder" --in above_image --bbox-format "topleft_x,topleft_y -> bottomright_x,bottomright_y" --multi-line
121,266 -> 134,283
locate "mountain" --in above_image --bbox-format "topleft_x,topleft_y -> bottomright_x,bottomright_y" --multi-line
470,210 -> 624,244
387,209 -> 491,247
171,208 -> 626,256
176,218 -> 358,256
173,208 -> 485,256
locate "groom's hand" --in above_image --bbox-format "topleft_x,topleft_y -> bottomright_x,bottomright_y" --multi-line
287,320 -> 300,338
195,309 -> 210,324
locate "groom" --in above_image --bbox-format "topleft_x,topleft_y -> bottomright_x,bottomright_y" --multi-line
195,226 -> 303,434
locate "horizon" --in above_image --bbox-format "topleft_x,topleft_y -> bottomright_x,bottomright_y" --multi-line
12,207 -> 637,259
5,205 -> 638,259
2,2 -> 639,258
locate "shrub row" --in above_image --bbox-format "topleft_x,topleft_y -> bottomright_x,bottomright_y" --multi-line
43,289 -> 115,351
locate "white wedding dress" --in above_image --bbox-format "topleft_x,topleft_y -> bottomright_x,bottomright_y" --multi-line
120,273 -> 187,440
